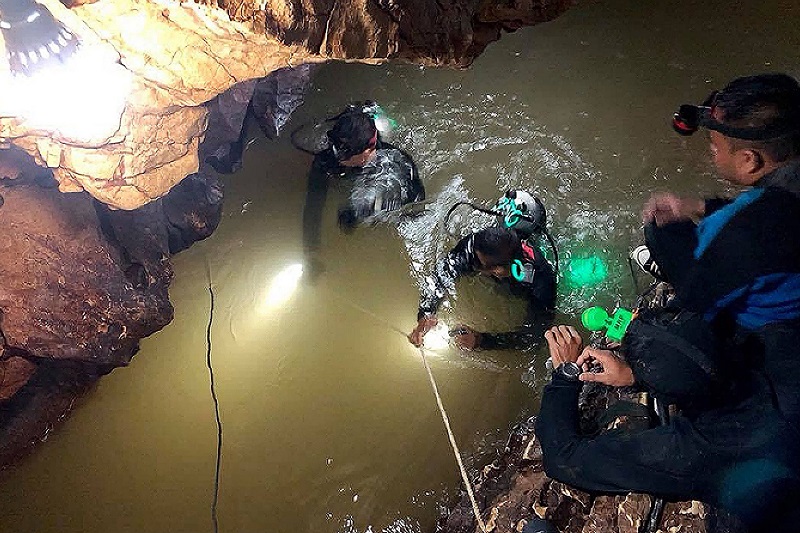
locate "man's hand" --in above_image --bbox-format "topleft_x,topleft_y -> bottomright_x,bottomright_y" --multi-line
450,324 -> 482,350
408,316 -> 438,347
642,193 -> 705,226
544,325 -> 583,366
576,348 -> 635,387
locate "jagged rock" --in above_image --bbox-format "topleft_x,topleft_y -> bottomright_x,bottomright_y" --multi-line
0,146 -> 222,463
0,356 -> 37,402
0,0 -> 573,209
251,64 -> 317,139
202,79 -> 258,174
0,168 -> 172,366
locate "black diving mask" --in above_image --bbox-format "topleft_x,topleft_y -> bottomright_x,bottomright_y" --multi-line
672,90 -> 800,140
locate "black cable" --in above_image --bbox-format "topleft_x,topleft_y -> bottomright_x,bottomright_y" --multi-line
205,279 -> 222,533
543,229 -> 560,277
289,106 -> 364,156
443,201 -> 502,233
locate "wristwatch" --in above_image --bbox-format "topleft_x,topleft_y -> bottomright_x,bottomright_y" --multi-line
556,362 -> 582,381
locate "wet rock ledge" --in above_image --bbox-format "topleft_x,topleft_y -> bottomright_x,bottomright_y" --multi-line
440,401 -> 713,533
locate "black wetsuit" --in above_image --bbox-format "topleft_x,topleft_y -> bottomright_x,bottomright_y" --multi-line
302,141 -> 425,256
536,319 -> 800,533
645,160 -> 800,331
418,232 -> 556,350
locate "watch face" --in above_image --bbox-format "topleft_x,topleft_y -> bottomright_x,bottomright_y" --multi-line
561,362 -> 581,379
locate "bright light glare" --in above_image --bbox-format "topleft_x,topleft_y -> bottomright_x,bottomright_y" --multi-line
423,322 -> 451,351
5,46 -> 130,142
260,263 -> 304,313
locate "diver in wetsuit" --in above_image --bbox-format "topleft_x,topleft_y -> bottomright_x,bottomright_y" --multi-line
302,105 -> 425,271
408,225 -> 556,351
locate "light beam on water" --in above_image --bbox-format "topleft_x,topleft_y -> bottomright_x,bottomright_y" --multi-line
259,263 -> 304,312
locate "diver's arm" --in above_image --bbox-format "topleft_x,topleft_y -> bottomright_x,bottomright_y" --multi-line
536,374 -> 703,498
400,148 -> 425,202
302,155 -> 332,256
417,235 -> 476,319
478,317 -> 552,351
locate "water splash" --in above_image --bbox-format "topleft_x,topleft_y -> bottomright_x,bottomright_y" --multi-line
339,515 -> 424,533
391,90 -> 639,316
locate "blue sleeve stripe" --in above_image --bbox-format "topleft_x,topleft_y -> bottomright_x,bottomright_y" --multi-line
706,273 -> 800,329
694,188 -> 765,259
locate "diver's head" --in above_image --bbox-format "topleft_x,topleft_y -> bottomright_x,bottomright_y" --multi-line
673,73 -> 800,185
473,226 -> 522,279
327,109 -> 378,168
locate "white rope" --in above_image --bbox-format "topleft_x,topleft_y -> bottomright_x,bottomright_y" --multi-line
418,346 -> 487,533
322,287 -> 487,532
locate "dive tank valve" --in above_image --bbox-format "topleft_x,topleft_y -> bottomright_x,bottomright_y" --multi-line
493,190 -> 547,238
581,306 -> 634,342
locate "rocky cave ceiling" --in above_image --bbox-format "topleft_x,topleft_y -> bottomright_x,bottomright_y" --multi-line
0,0 -> 572,209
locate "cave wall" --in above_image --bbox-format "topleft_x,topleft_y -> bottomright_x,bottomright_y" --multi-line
0,0 -> 573,209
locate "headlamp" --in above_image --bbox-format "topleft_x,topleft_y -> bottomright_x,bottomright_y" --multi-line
672,89 -> 800,140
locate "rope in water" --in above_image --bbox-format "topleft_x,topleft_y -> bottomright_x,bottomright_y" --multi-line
205,276 -> 223,533
418,346 -> 488,533
323,288 -> 486,532
199,276 -> 485,532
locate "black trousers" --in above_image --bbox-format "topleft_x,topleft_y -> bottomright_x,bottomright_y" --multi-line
644,220 -> 697,290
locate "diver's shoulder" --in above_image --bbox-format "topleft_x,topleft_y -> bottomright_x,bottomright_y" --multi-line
377,141 -> 415,160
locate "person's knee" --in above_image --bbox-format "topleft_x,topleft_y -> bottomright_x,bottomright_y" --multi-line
540,447 -> 578,485
643,220 -> 660,247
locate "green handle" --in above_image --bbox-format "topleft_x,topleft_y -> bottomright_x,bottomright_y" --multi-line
581,306 -> 633,342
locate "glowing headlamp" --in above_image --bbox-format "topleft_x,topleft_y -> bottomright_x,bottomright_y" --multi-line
0,0 -> 80,77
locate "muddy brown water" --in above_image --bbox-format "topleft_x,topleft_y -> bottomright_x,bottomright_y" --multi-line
2,1 -> 800,532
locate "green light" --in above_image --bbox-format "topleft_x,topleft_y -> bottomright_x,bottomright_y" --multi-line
565,254 -> 608,288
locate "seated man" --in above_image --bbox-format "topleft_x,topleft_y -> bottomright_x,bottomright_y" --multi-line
633,73 -> 800,333
408,226 -> 556,350
536,323 -> 800,533
302,105 -> 425,267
